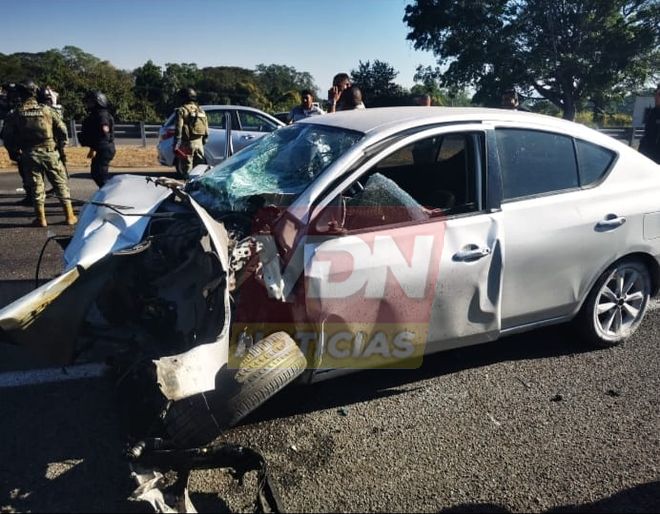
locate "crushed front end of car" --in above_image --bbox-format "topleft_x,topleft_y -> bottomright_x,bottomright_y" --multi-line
0,173 -> 306,448
0,123 -> 363,449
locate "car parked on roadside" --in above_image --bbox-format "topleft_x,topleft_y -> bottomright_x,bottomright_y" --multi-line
156,104 -> 284,173
271,111 -> 290,124
2,107 -> 659,448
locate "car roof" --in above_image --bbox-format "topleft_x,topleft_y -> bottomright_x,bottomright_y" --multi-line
164,104 -> 285,126
297,106 -> 612,145
200,105 -> 284,123
200,104 -> 270,112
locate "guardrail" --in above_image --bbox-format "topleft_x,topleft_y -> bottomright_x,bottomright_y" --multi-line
67,121 -> 161,147
56,121 -> 646,148
595,127 -> 645,146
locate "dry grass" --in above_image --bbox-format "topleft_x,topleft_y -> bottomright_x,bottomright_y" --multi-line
0,145 -> 160,169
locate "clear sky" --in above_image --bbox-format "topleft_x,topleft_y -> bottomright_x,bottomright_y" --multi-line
0,0 -> 438,91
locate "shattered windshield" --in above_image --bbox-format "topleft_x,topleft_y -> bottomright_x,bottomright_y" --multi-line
187,123 -> 363,213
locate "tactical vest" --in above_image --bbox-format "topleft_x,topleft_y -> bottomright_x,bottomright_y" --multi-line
15,99 -> 56,150
181,104 -> 208,140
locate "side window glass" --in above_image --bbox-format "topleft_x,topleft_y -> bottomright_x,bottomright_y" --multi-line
576,139 -> 615,186
256,114 -> 278,132
206,110 -> 226,129
314,132 -> 483,233
496,129 -> 578,200
238,112 -> 276,132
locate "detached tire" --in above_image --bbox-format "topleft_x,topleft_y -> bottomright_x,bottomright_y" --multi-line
165,332 -> 306,447
576,258 -> 651,348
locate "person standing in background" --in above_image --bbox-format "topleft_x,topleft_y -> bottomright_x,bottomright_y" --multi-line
288,89 -> 325,123
172,87 -> 208,179
2,81 -> 76,226
78,90 -> 116,188
327,73 -> 352,113
1,83 -> 34,206
639,85 -> 660,164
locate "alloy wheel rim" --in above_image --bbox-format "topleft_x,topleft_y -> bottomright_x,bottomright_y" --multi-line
595,266 -> 648,338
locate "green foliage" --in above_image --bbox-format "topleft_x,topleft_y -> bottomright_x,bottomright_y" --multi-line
0,48 -> 320,123
404,0 -> 660,119
255,64 -> 317,112
411,73 -> 472,106
1,46 -> 150,122
351,60 -> 405,106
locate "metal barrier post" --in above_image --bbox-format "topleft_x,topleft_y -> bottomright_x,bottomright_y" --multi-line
140,121 -> 147,147
69,119 -> 78,147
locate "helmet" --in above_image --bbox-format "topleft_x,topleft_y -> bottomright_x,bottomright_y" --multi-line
84,90 -> 108,109
17,80 -> 39,100
4,83 -> 19,106
176,87 -> 197,103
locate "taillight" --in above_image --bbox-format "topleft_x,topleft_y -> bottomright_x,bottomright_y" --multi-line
160,128 -> 175,141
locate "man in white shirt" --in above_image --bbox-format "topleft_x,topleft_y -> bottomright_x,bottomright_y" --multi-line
288,90 -> 325,123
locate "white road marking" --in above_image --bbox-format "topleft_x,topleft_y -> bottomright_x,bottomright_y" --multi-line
0,363 -> 108,389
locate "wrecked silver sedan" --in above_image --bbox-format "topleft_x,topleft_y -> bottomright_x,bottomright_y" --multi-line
1,107 -> 660,447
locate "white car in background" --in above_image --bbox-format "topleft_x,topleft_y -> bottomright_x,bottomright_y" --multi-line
157,104 -> 284,173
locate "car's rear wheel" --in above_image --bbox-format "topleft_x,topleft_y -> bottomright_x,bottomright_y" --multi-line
576,258 -> 651,348
164,332 -> 306,447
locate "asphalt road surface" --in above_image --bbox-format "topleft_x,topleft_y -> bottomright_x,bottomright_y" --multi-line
0,168 -> 658,513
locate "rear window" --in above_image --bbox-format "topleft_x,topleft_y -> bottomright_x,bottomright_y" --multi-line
206,110 -> 227,128
496,129 -> 579,200
575,139 -> 615,186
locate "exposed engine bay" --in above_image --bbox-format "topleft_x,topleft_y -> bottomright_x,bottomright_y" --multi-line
0,176 -> 308,451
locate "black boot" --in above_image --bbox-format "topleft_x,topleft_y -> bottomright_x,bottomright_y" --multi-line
15,196 -> 33,207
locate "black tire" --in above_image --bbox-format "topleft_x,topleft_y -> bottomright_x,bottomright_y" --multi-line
165,332 -> 306,447
575,258 -> 651,348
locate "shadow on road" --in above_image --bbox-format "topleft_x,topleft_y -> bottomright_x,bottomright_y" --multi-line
0,378 -> 136,513
437,480 -> 660,512
243,322 -> 598,426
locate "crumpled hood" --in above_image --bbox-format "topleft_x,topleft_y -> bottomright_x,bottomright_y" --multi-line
64,175 -> 174,270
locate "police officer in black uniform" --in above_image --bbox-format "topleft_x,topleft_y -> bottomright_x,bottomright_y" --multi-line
78,90 -> 116,188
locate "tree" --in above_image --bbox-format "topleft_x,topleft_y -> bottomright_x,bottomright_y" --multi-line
0,47 -> 141,121
195,66 -> 261,107
132,61 -> 165,122
404,0 -> 660,120
351,60 -> 404,106
255,64 -> 317,112
161,63 -> 202,113
412,69 -> 473,106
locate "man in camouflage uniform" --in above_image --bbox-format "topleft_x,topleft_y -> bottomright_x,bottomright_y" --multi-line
173,87 -> 208,179
2,81 -> 77,227
1,83 -> 34,206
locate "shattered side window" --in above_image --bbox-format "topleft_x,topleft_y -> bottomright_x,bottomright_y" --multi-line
187,124 -> 363,213
334,173 -> 430,231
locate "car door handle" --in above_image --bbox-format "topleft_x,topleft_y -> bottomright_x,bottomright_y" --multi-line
241,135 -> 255,140
453,245 -> 491,262
596,215 -> 627,231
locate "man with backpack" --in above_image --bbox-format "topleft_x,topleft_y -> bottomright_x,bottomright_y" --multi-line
173,87 -> 208,178
2,81 -> 76,226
